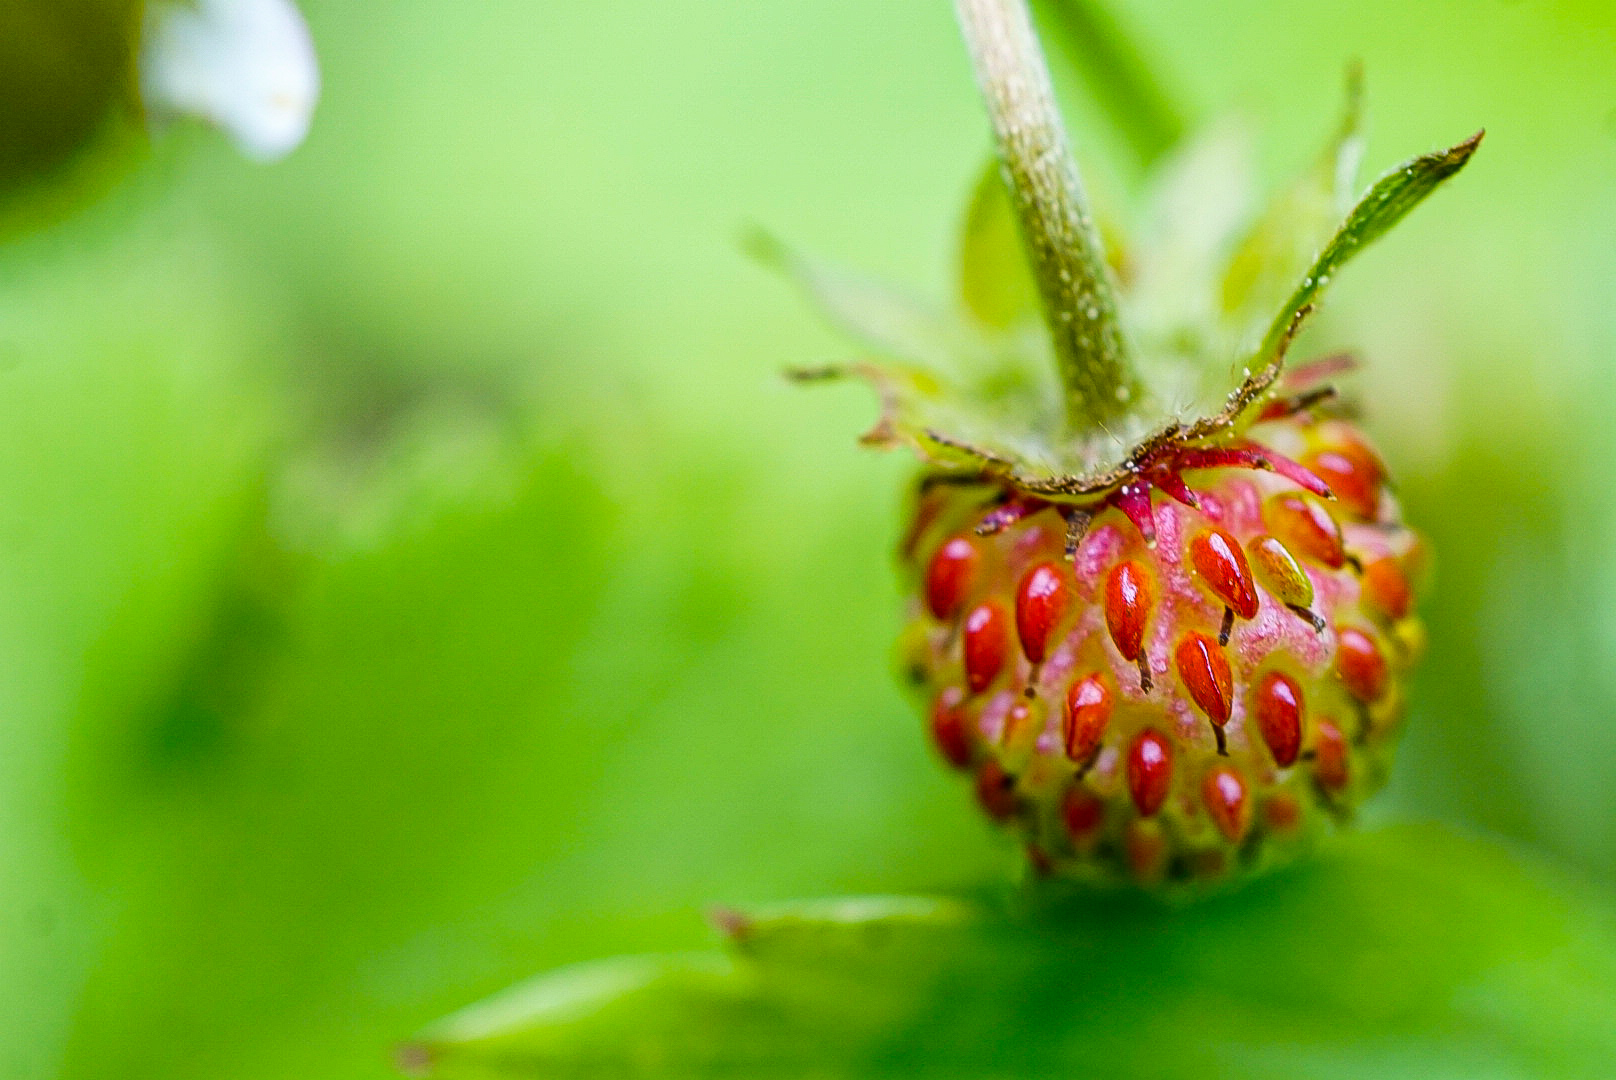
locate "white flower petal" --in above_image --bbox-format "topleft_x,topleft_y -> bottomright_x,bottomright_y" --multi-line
140,0 -> 320,163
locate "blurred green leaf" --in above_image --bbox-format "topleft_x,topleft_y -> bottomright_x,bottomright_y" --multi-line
406,824 -> 1616,1079
1123,119 -> 1254,364
1221,67 -> 1366,350
0,0 -> 143,227
1031,0 -> 1186,169
957,158 -> 1041,332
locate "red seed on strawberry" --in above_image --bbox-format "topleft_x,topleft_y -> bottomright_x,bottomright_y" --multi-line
1061,786 -> 1105,848
929,686 -> 972,769
1061,673 -> 1110,766
1263,492 -> 1346,570
1125,819 -> 1169,884
1015,562 -> 1070,664
1306,449 -> 1380,520
1263,792 -> 1302,833
1310,429 -> 1385,518
1105,559 -> 1155,690
975,760 -> 1018,820
1175,632 -> 1234,753
1313,718 -> 1350,791
1336,627 -> 1388,703
1361,557 -> 1412,621
1203,768 -> 1251,843
962,602 -> 1009,695
926,537 -> 979,620
1253,671 -> 1304,767
1128,729 -> 1173,816
1190,528 -> 1260,625
1322,424 -> 1387,475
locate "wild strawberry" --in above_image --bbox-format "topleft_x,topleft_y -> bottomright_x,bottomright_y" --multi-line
768,0 -> 1477,891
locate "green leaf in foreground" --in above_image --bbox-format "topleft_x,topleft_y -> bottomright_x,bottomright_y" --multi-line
403,824 -> 1616,1079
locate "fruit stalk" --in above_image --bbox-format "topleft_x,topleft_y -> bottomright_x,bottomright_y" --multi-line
953,0 -> 1139,432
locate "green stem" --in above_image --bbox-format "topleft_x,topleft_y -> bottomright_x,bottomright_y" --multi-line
954,0 -> 1140,433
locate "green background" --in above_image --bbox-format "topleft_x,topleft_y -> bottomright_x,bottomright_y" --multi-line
1,1 -> 1614,1077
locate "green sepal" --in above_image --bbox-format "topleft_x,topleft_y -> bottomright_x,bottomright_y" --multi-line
1250,127 -> 1484,376
746,227 -> 987,369
756,229 -> 1080,477
403,825 -> 1616,1079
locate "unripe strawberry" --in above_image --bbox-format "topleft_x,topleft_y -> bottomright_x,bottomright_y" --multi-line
770,1 -> 1478,891
898,404 -> 1426,888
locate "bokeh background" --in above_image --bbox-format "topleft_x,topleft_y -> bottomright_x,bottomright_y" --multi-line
2,1 -> 1614,1078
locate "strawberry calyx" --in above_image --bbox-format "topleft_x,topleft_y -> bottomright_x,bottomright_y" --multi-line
924,409 -> 1339,556
764,59 -> 1479,508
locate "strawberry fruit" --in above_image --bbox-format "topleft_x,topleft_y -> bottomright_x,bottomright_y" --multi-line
901,400 -> 1424,889
766,0 -> 1477,891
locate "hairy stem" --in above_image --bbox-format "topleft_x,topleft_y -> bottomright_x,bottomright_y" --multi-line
954,0 -> 1140,433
